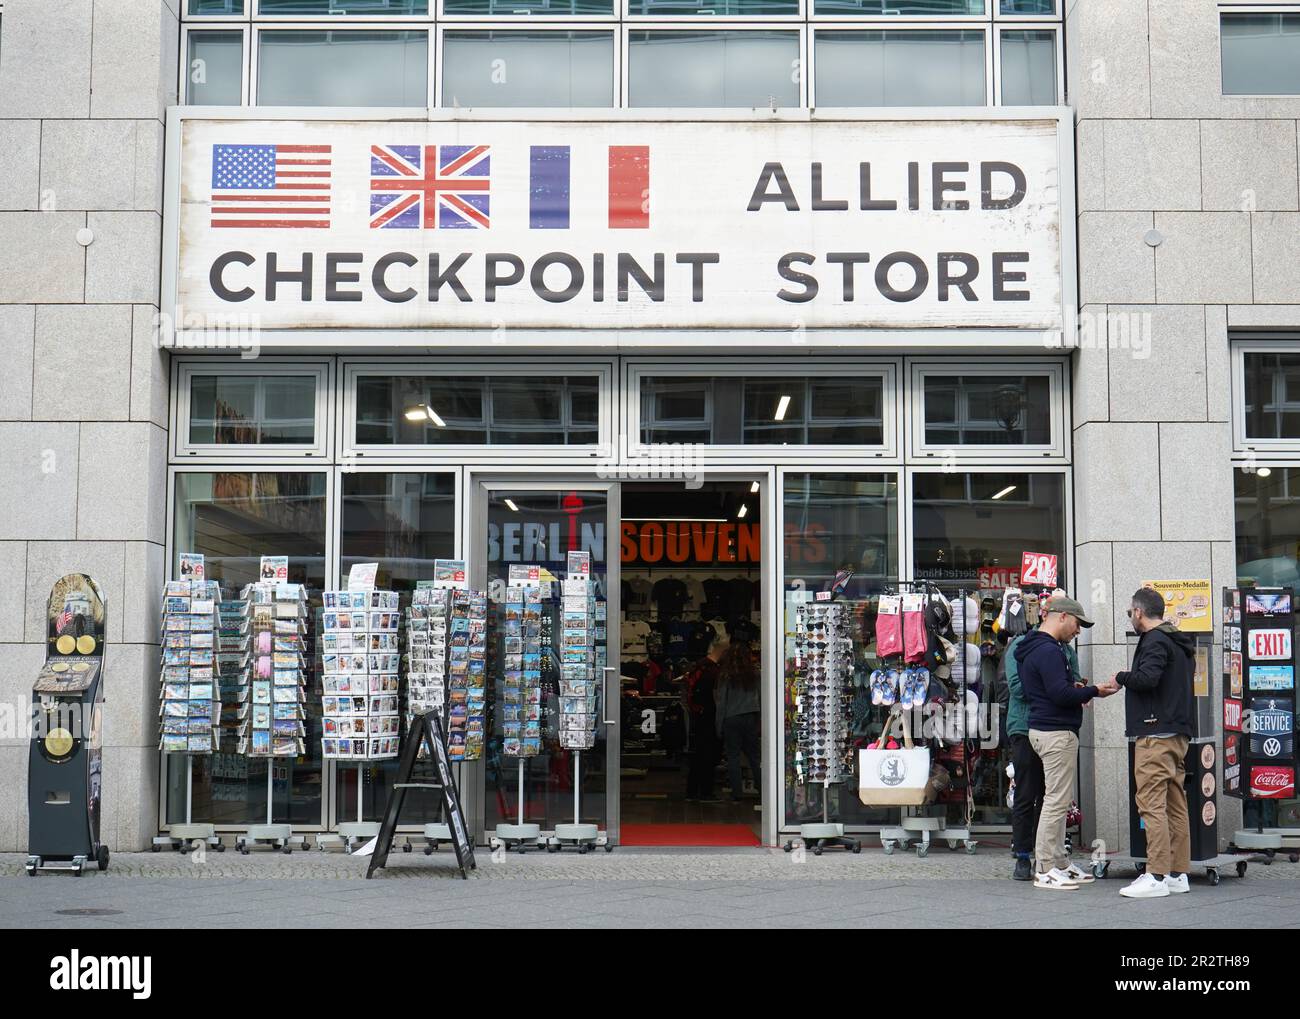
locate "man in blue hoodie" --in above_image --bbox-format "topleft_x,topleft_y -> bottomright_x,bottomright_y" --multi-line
1014,595 -> 1119,890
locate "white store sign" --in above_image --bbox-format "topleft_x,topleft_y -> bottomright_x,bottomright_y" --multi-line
166,112 -> 1072,338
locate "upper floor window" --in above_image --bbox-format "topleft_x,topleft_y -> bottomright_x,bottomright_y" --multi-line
1221,11 -> 1300,95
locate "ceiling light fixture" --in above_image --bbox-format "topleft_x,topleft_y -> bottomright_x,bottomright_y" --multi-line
750,481 -> 760,493
990,485 -> 1017,500
774,395 -> 791,421
737,504 -> 748,519
503,499 -> 519,512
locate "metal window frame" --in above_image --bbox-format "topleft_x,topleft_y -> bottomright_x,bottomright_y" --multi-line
1232,336 -> 1300,455
807,1 -> 990,22
251,0 -> 437,20
622,0 -> 805,25
435,22 -> 620,106
906,358 -> 1068,462
182,0 -> 251,18
623,23 -> 807,109
180,24 -> 253,106
340,355 -> 617,460
993,0 -> 1058,21
172,356 -> 335,462
161,462 -> 338,834
624,356 -> 901,461
1218,5 -> 1300,98
774,463 -> 904,834
808,22 -> 993,106
251,22 -> 435,108
992,22 -> 1062,106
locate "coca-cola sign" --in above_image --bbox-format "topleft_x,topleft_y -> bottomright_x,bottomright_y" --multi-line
1250,766 -> 1295,799
1248,628 -> 1292,661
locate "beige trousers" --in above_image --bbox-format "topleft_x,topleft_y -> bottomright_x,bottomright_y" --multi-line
1028,728 -> 1079,873
1134,735 -> 1192,877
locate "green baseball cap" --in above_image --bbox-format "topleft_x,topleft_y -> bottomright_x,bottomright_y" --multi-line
1045,594 -> 1094,628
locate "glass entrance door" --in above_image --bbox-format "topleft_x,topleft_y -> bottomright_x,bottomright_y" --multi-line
469,479 -> 620,844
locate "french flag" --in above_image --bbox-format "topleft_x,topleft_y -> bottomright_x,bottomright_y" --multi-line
529,145 -> 649,229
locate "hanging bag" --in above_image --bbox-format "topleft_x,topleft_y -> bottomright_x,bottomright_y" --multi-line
859,711 -> 932,806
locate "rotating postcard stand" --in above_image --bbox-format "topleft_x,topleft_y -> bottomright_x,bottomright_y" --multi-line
153,558 -> 226,854
492,571 -> 547,852
27,574 -> 109,876
547,555 -> 613,853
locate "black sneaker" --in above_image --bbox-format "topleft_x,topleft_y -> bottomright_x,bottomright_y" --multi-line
1013,857 -> 1032,881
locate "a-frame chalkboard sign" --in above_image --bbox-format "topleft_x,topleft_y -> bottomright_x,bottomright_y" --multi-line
366,711 -> 476,880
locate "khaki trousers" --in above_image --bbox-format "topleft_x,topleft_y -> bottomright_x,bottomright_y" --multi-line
1134,735 -> 1192,877
1028,728 -> 1078,873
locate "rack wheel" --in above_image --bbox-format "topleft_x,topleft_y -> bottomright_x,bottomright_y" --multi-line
604,844 -> 614,853
177,842 -> 187,853
1092,861 -> 1108,879
851,841 -> 861,854
1290,853 -> 1299,864
239,846 -> 249,855
403,843 -> 412,853
1135,861 -> 1146,875
547,844 -> 558,853
882,840 -> 895,855
489,838 -> 501,850
947,840 -> 959,851
1208,868 -> 1220,886
814,846 -> 823,856
1237,861 -> 1248,877
783,841 -> 793,852
151,844 -> 161,852
917,843 -> 929,859
517,846 -> 527,855
96,846 -> 109,871
1265,849 -> 1276,863
965,840 -> 978,855
579,844 -> 591,855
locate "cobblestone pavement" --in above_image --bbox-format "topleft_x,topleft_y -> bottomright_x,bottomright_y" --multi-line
3,847 -> 1299,927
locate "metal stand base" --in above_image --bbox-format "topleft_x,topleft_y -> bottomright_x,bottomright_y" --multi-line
236,824 -> 303,855
1095,851 -> 1252,886
409,822 -> 454,856
880,816 -> 977,858
316,822 -> 381,853
784,822 -> 861,856
548,823 -> 611,854
152,824 -> 224,854
493,823 -> 542,853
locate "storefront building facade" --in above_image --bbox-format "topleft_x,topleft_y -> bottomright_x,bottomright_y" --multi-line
0,0 -> 1297,852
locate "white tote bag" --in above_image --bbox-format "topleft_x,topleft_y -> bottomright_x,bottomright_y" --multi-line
858,723 -> 931,807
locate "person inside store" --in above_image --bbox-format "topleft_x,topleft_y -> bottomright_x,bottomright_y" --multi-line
997,589 -> 1083,882
715,622 -> 761,802
1015,595 -> 1119,891
1110,587 -> 1195,900
683,626 -> 725,802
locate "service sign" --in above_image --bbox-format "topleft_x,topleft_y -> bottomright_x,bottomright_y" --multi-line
169,115 -> 1069,335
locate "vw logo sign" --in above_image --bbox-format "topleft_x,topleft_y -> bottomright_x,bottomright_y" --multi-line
1265,737 -> 1284,757
878,754 -> 906,787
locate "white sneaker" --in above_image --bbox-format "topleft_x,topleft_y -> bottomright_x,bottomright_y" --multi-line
1034,868 -> 1079,891
1163,873 -> 1190,894
1063,862 -> 1095,884
1120,873 -> 1170,898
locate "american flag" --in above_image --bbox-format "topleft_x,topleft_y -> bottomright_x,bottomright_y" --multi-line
210,143 -> 332,229
56,608 -> 72,633
370,144 -> 490,230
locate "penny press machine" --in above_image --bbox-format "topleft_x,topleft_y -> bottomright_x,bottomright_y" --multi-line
26,574 -> 110,876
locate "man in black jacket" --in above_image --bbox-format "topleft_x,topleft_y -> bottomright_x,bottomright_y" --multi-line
1113,587 -> 1196,899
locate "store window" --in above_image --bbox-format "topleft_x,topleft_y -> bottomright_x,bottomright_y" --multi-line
352,372 -> 602,448
999,28 -> 1056,105
1000,0 -> 1053,12
911,471 -> 1066,588
337,472 -> 457,824
813,30 -> 986,107
1241,350 -> 1300,442
628,0 -> 799,15
167,471 -> 328,828
186,31 -> 244,105
259,0 -> 429,12
627,30 -> 800,108
441,31 -> 615,107
256,30 -> 428,106
443,0 -> 615,15
814,0 -> 985,13
189,0 -> 243,12
782,473 -> 898,827
920,372 -> 1053,448
636,371 -> 889,448
186,374 -> 316,447
1221,12 -> 1300,95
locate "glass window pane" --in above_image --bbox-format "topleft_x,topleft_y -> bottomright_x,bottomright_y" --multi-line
188,374 -> 316,445
258,0 -> 428,12
999,29 -> 1056,105
1243,352 -> 1300,440
814,30 -> 986,107
630,0 -> 798,16
257,31 -> 428,107
187,32 -> 243,106
1000,0 -> 1053,13
168,472 -> 327,827
189,0 -> 244,12
444,0 -> 613,14
640,375 -> 885,446
441,32 -> 614,108
1222,14 -> 1300,95
338,472 -> 456,824
355,374 -> 601,446
815,0 -> 983,13
911,472 -> 1066,589
922,374 -> 1051,446
628,31 -> 800,109
783,473 -> 898,827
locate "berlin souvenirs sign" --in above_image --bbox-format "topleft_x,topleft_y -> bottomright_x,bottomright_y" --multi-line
166,112 -> 1073,338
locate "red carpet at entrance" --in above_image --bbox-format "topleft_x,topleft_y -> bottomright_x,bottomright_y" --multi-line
620,824 -> 762,847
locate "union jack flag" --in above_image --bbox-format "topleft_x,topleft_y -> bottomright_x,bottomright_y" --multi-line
370,144 -> 491,230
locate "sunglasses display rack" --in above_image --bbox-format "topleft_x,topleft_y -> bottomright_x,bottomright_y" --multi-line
152,576 -> 226,853
235,580 -> 309,854
787,597 -> 862,855
549,557 -> 613,853
493,578 -> 547,852
875,582 -> 978,860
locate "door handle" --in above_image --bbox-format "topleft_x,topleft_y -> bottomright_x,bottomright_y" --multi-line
602,666 -> 618,726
